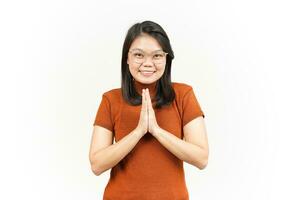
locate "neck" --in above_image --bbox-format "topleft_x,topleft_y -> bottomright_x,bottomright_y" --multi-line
133,80 -> 158,98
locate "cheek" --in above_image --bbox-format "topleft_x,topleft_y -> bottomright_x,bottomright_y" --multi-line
157,66 -> 166,73
128,65 -> 139,74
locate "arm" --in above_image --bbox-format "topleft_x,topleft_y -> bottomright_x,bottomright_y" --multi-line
90,89 -> 149,176
89,126 -> 143,176
152,116 -> 209,170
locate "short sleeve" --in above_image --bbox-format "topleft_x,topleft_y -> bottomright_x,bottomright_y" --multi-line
93,94 -> 114,132
182,88 -> 205,127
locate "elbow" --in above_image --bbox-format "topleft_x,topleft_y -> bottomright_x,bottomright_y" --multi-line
196,152 -> 209,170
89,156 -> 103,176
91,163 -> 103,176
197,159 -> 208,170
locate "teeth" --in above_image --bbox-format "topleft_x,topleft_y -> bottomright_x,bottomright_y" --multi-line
140,71 -> 155,76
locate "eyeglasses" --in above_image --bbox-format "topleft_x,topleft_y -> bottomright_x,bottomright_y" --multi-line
128,49 -> 168,65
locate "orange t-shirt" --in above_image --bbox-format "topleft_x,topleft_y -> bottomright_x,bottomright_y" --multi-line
93,80 -> 205,200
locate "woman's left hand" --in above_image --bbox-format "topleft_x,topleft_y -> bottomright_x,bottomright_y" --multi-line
144,88 -> 160,135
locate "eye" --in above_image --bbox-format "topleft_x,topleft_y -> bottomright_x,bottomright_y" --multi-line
154,54 -> 163,58
134,53 -> 144,58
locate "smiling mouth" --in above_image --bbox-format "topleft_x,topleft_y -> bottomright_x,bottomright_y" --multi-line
139,71 -> 156,77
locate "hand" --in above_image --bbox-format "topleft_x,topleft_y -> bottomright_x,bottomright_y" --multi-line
135,88 -> 148,136
145,88 -> 160,135
135,88 -> 160,136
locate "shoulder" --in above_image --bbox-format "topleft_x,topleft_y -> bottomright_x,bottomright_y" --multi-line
172,82 -> 194,96
100,87 -> 122,104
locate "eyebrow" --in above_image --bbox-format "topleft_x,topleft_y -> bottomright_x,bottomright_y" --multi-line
130,48 -> 164,52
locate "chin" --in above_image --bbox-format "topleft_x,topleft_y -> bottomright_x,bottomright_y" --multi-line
137,79 -> 155,84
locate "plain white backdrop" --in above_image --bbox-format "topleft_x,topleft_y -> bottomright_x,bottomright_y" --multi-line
1,0 -> 300,199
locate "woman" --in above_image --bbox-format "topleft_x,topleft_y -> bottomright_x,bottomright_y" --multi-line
89,20 -> 209,200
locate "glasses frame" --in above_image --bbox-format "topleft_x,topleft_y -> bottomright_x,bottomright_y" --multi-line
128,49 -> 168,65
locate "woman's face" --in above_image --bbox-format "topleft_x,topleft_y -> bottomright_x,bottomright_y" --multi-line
127,34 -> 166,84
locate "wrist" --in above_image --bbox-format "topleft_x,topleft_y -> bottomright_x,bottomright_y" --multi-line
134,128 -> 144,137
153,126 -> 161,137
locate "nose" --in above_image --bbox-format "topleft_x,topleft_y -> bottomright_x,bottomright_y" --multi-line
142,55 -> 154,67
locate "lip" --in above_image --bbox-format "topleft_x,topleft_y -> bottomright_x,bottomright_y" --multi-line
139,71 -> 156,77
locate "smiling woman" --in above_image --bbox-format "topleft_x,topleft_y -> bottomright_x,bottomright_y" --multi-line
127,34 -> 167,90
89,20 -> 208,200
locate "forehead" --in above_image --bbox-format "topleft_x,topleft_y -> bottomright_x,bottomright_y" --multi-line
130,34 -> 163,52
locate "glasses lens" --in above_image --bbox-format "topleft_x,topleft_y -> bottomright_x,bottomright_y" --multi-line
153,52 -> 166,64
130,50 -> 144,64
129,50 -> 167,64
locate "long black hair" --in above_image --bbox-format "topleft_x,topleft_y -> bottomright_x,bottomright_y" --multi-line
121,20 -> 175,109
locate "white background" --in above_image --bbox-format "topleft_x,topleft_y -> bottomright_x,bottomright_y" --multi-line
1,0 -> 300,199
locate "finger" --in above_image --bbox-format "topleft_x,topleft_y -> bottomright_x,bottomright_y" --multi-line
145,88 -> 149,110
144,89 -> 148,103
146,88 -> 152,109
142,89 -> 146,111
146,88 -> 150,102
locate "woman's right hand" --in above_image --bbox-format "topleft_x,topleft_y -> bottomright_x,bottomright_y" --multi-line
136,89 -> 148,136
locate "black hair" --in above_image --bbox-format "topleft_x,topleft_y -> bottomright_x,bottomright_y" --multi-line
121,20 -> 175,109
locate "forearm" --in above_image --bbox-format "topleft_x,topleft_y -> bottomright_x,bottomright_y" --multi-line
153,127 -> 208,169
91,128 -> 143,175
